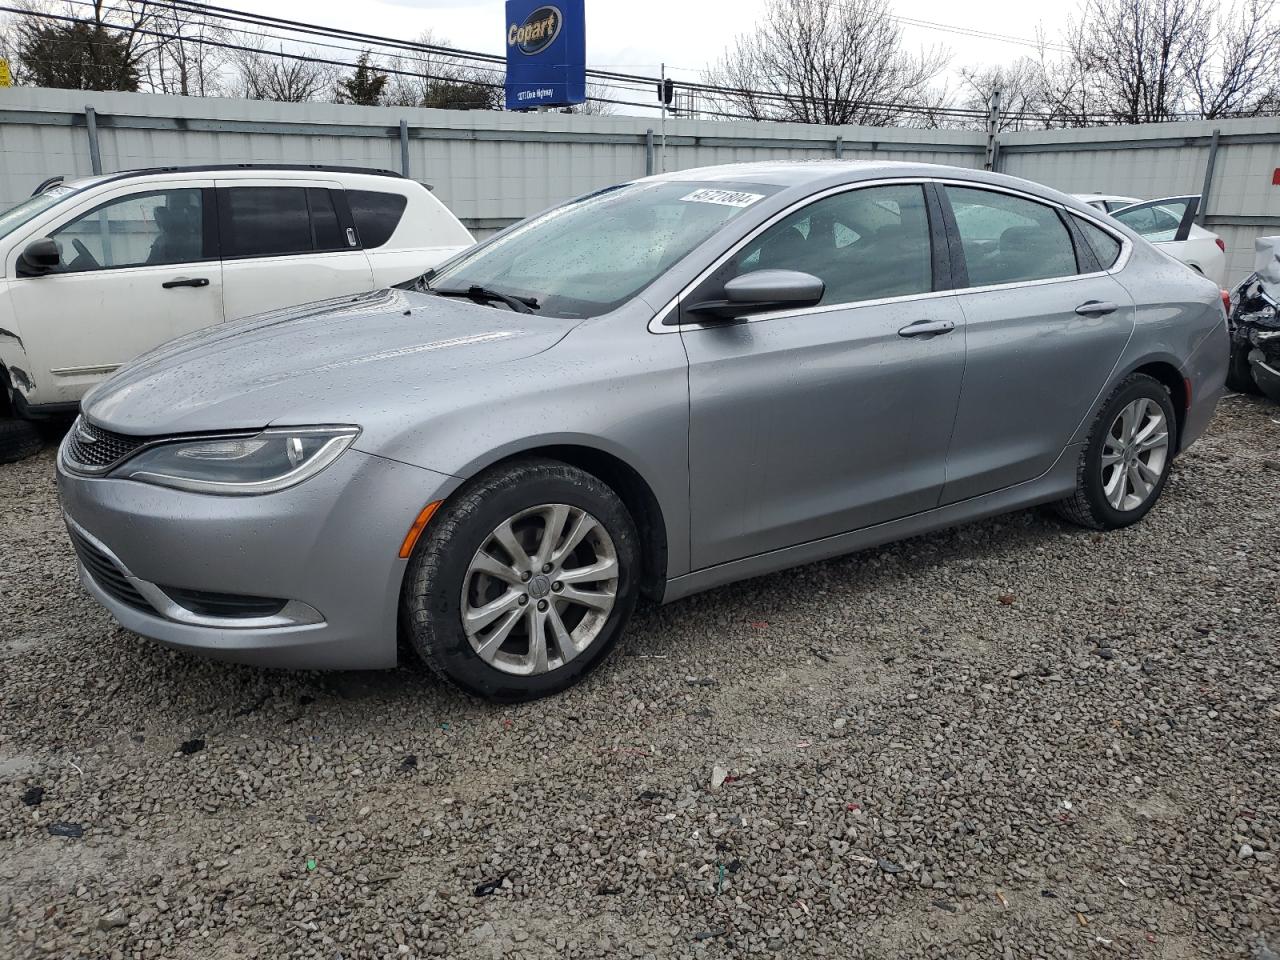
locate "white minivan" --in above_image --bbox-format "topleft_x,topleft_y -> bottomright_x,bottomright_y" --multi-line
0,164 -> 473,461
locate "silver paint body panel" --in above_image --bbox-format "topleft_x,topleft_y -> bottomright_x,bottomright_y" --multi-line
57,161 -> 1228,668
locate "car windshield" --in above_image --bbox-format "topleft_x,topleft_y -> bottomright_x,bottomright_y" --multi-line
429,180 -> 782,318
0,185 -> 78,243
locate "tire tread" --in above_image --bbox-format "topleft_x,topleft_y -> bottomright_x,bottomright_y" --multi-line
401,457 -> 638,700
1052,373 -> 1171,530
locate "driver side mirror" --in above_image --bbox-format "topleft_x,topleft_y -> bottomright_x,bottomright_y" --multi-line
16,237 -> 61,277
685,269 -> 825,322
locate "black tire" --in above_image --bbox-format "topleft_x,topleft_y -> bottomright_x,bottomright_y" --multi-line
0,417 -> 43,464
1053,373 -> 1178,531
1226,341 -> 1260,394
400,458 -> 640,702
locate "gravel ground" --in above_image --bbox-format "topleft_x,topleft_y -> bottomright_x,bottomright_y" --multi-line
2,399 -> 1279,960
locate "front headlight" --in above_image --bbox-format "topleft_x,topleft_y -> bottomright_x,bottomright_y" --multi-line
120,426 -> 359,495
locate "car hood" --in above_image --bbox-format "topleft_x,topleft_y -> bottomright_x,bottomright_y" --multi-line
83,288 -> 579,436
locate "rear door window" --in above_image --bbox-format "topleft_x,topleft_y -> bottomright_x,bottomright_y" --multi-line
946,186 -> 1078,286
348,190 -> 409,248
219,186 -> 352,258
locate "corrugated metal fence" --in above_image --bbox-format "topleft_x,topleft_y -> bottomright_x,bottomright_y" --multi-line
1,87 -> 1277,281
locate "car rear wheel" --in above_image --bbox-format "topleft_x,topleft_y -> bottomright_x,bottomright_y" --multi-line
400,459 -> 640,701
1053,374 -> 1176,530
0,416 -> 43,464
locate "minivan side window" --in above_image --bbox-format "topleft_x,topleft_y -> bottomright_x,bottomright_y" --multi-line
348,190 -> 408,249
946,187 -> 1077,287
50,188 -> 206,273
1071,215 -> 1122,269
724,184 -> 934,306
219,187 -> 352,259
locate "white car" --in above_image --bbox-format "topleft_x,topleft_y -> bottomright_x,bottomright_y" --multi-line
0,164 -> 473,461
1074,193 -> 1226,287
1075,193 -> 1142,215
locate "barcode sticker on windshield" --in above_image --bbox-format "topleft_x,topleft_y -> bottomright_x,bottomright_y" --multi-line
680,189 -> 765,208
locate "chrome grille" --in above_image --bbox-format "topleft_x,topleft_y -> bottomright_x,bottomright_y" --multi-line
64,418 -> 148,473
67,527 -> 153,613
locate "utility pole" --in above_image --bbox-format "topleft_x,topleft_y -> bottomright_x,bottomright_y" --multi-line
660,63 -> 668,174
984,88 -> 1002,172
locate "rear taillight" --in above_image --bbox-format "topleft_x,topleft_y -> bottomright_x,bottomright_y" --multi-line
1216,237 -> 1226,253
1222,289 -> 1231,319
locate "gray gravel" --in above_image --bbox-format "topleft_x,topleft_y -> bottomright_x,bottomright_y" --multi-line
2,398 -> 1279,959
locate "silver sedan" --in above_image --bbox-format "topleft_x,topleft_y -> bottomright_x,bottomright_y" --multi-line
57,161 -> 1229,701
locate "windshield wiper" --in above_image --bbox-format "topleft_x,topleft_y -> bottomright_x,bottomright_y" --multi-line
433,284 -> 539,314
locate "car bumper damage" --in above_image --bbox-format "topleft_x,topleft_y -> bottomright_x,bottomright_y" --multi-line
1230,238 -> 1280,404
56,442 -> 458,670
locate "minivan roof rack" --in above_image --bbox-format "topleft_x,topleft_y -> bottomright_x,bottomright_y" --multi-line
94,164 -> 406,186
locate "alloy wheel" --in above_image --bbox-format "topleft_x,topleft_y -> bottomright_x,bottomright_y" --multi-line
1101,398 -> 1170,512
460,504 -> 619,676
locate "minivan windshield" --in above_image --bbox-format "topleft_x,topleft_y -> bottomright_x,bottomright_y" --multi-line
0,185 -> 78,243
429,180 -> 782,318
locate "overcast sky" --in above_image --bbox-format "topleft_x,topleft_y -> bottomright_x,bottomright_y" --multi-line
220,0 -> 1075,112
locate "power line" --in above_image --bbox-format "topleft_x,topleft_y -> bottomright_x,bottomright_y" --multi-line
3,0 -> 1163,125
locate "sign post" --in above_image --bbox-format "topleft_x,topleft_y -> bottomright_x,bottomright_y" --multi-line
504,1 -> 586,111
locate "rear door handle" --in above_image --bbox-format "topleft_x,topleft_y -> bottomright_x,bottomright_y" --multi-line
1075,300 -> 1118,317
162,277 -> 210,289
898,319 -> 956,338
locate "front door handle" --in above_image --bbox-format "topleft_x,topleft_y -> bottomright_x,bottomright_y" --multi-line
898,319 -> 956,338
1075,300 -> 1118,317
162,277 -> 210,289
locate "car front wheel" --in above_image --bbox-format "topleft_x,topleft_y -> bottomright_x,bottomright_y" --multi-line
401,459 -> 640,701
1054,373 -> 1177,530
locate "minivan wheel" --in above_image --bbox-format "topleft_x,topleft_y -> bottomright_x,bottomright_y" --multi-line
0,417 -> 43,464
1053,374 -> 1177,530
400,459 -> 640,702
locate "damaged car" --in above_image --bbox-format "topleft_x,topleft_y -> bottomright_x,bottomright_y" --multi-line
1227,236 -> 1280,402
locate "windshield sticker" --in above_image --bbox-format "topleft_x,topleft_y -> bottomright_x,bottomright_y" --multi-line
680,189 -> 766,208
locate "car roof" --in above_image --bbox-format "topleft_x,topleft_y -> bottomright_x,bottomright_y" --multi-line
645,160 -> 1098,210
49,164 -> 404,194
649,159 -> 960,187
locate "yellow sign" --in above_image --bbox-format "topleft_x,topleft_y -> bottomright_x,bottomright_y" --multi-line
0,59 -> 11,88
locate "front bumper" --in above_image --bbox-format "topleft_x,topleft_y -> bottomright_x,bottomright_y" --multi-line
56,444 -> 458,670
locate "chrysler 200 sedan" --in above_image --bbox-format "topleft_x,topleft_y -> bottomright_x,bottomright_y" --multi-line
57,162 -> 1228,701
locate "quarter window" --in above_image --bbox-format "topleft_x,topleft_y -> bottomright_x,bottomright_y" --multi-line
348,190 -> 408,248
947,187 -> 1077,286
219,187 -> 351,258
1072,215 -> 1122,269
723,184 -> 934,306
50,188 -> 205,273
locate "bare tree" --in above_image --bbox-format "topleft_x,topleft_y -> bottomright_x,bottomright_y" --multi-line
380,30 -> 501,110
230,39 -> 336,103
1184,0 -> 1280,117
957,58 -> 1055,131
563,84 -> 617,115
1065,0 -> 1208,122
702,0 -> 948,126
143,4 -> 228,97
